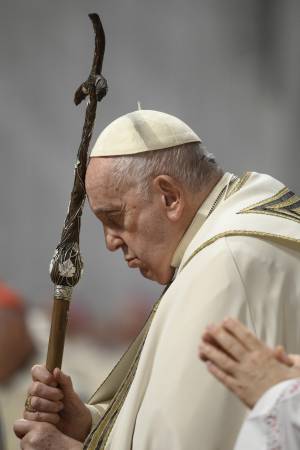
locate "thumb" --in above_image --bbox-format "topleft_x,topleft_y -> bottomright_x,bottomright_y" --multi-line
53,368 -> 74,395
14,419 -> 35,439
274,345 -> 294,367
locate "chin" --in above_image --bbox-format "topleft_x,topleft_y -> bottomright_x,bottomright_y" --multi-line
140,267 -> 174,285
139,267 -> 156,282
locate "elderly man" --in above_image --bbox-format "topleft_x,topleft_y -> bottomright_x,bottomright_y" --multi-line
15,110 -> 300,449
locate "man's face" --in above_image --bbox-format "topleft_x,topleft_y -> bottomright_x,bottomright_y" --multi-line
86,158 -> 177,284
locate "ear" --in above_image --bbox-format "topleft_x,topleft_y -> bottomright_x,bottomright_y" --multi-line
153,175 -> 185,221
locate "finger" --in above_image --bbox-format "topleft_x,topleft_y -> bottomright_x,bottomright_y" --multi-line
198,345 -> 209,361
222,318 -> 261,351
202,330 -> 224,350
287,354 -> 300,367
31,364 -> 57,387
274,346 -> 294,367
27,395 -> 64,413
28,381 -> 64,401
54,368 -> 74,394
199,342 -> 236,374
206,361 -> 238,392
23,410 -> 60,425
14,419 -> 35,439
205,325 -> 247,361
200,327 -> 227,360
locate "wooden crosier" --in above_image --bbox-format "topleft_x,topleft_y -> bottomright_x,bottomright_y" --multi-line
46,13 -> 107,372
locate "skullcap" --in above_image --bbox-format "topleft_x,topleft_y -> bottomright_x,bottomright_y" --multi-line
90,110 -> 201,157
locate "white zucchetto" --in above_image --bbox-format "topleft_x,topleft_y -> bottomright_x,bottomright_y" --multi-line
90,110 -> 202,157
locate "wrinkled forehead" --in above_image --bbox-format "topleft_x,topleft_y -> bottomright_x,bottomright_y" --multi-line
86,157 -> 138,213
86,158 -> 117,202
86,157 -> 114,189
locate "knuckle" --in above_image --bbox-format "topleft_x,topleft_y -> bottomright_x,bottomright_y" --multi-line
31,364 -> 43,378
203,344 -> 212,355
54,387 -> 63,399
34,411 -> 42,421
223,357 -> 234,371
31,381 -> 40,395
44,374 -> 52,385
31,396 -> 42,410
65,374 -> 71,384
55,401 -> 63,412
27,383 -> 35,395
213,327 -> 222,337
225,318 -> 236,329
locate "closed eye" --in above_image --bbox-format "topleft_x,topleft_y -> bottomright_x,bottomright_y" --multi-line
104,211 -> 124,228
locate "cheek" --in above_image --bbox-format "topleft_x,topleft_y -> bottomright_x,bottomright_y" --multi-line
142,211 -> 168,242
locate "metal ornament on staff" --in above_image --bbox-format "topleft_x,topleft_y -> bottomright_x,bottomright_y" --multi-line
46,13 -> 108,373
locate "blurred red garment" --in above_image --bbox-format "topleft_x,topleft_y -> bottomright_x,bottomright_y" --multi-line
0,281 -> 24,311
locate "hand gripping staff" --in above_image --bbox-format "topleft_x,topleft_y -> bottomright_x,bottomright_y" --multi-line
46,14 -> 107,372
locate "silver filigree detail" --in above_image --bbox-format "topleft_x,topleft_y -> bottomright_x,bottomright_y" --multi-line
49,249 -> 58,274
54,285 -> 72,301
49,241 -> 83,287
58,259 -> 76,277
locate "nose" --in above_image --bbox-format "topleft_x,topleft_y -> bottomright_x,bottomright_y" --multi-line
104,227 -> 124,252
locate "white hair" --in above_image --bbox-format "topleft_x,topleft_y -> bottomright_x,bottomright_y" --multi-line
109,142 -> 220,196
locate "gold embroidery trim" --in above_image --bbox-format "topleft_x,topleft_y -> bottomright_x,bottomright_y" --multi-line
239,187 -> 289,210
224,172 -> 252,200
207,176 -> 238,217
238,187 -> 300,224
87,341 -> 144,449
180,230 -> 300,273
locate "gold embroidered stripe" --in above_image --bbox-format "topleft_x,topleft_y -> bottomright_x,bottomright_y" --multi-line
224,172 -> 251,200
180,230 -> 300,273
239,188 -> 300,224
207,176 -> 238,217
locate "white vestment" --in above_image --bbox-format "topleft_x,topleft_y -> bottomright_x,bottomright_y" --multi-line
234,378 -> 300,450
86,172 -> 300,450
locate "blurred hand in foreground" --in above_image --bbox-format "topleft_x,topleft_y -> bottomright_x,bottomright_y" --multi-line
23,365 -> 91,442
198,317 -> 300,409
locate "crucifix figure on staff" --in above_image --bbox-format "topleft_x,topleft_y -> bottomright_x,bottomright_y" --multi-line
13,12 -> 300,450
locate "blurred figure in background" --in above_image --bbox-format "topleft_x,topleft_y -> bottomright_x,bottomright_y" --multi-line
0,281 -> 35,450
0,281 -> 122,450
0,282 -> 35,383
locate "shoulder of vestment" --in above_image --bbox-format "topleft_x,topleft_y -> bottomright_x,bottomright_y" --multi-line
179,172 -> 300,272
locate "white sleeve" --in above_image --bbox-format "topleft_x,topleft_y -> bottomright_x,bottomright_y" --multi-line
86,403 -> 108,430
234,378 -> 300,450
